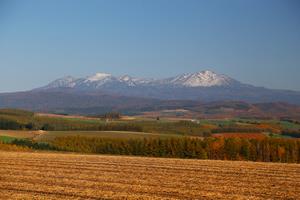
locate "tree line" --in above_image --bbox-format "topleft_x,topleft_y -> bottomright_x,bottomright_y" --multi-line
50,136 -> 300,163
3,136 -> 299,163
281,130 -> 300,138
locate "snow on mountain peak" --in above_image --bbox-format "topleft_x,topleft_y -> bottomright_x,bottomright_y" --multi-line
85,73 -> 112,82
119,75 -> 132,82
42,70 -> 239,90
169,70 -> 234,87
118,75 -> 154,86
118,75 -> 137,86
45,76 -> 77,88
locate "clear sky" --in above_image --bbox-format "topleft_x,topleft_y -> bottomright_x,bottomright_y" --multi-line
0,0 -> 299,92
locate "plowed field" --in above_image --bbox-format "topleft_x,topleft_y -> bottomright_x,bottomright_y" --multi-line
0,151 -> 299,199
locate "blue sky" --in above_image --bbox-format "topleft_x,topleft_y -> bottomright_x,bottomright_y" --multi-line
0,0 -> 299,92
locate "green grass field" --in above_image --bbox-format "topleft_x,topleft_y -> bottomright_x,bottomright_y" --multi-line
0,135 -> 17,143
198,119 -> 237,126
268,133 -> 292,138
279,121 -> 300,130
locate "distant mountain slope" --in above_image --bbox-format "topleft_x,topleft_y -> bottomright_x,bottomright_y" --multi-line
0,90 -> 154,113
35,70 -> 300,104
1,90 -> 300,119
160,70 -> 238,87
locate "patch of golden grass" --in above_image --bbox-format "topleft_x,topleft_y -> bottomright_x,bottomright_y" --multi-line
0,130 -> 38,139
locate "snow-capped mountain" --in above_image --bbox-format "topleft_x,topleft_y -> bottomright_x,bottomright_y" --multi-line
41,76 -> 78,89
162,70 -> 238,87
41,70 -> 241,90
118,75 -> 155,86
85,73 -> 112,82
75,73 -> 118,89
32,70 -> 300,105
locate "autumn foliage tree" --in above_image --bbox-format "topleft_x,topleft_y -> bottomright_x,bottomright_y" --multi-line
49,136 -> 300,163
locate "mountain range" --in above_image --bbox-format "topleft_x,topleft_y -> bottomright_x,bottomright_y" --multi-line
36,70 -> 300,104
1,70 -> 300,117
41,70 -> 238,89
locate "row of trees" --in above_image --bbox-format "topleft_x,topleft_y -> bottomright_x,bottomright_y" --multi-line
280,118 -> 300,125
94,112 -> 121,120
51,136 -> 300,163
211,127 -> 263,133
0,118 -> 23,130
281,130 -> 300,138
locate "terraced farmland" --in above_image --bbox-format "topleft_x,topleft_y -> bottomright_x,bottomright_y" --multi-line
0,151 -> 299,199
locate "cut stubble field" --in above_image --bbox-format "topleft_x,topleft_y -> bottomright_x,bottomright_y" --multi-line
0,151 -> 299,200
0,130 -> 38,139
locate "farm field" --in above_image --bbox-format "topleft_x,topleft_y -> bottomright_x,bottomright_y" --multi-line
1,108 -> 300,139
0,151 -> 299,200
34,130 -> 181,142
0,130 -> 180,142
0,130 -> 38,139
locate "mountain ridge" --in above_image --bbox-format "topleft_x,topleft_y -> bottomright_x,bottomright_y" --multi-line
39,70 -> 242,90
32,70 -> 300,105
